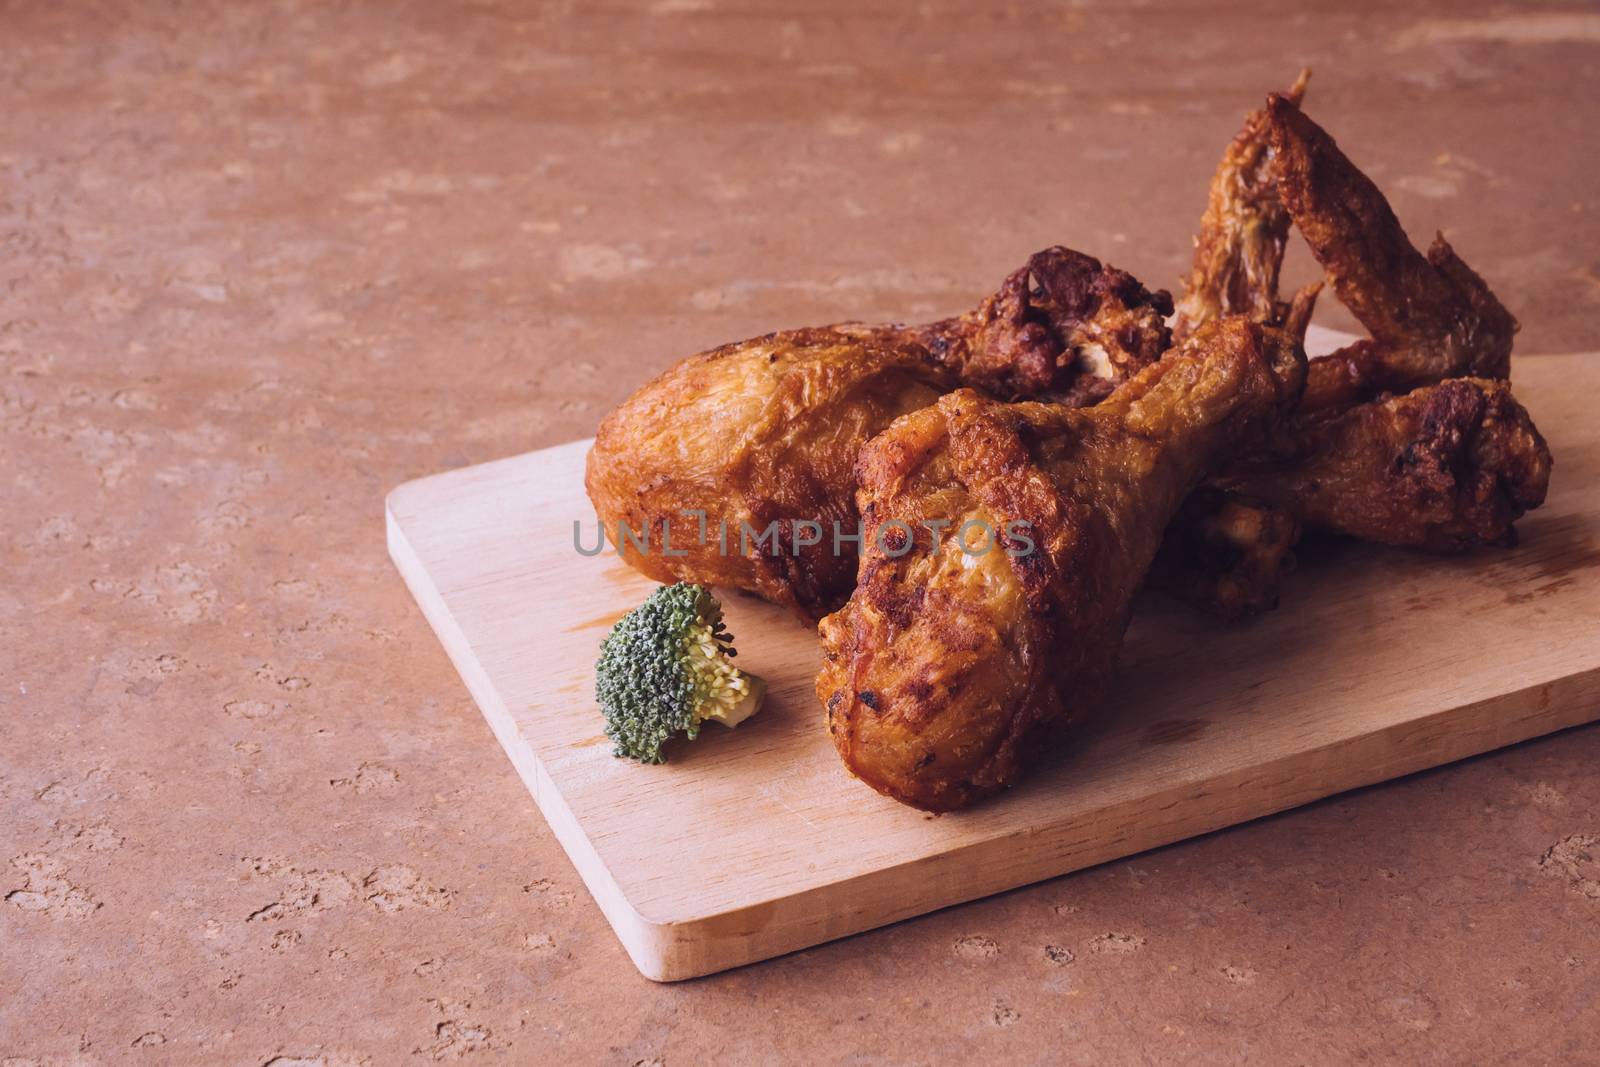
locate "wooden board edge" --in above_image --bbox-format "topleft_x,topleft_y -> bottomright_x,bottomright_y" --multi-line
632,668 -> 1600,980
386,487 -> 684,981
386,467 -> 1600,982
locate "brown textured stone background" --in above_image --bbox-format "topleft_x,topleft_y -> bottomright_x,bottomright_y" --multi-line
3,2 -> 1598,1063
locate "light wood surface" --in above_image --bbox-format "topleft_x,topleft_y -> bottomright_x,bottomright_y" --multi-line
387,340 -> 1600,982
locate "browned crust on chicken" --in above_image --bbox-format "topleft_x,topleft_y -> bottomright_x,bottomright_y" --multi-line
817,319 -> 1306,811
1217,377 -> 1552,551
585,328 -> 954,620
899,245 -> 1174,402
1264,93 -> 1519,409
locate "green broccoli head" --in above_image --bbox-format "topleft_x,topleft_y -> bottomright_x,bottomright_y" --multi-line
595,582 -> 767,763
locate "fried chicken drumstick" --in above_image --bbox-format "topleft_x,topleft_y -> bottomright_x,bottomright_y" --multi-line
817,319 -> 1307,811
1216,377 -> 1551,551
586,248 -> 1172,621
1161,78 -> 1549,617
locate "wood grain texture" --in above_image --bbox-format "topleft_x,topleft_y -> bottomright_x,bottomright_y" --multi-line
387,338 -> 1600,981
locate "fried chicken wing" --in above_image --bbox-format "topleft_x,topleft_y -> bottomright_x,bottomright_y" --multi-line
816,319 -> 1307,811
586,249 -> 1172,620
1161,84 -> 1545,616
1173,69 -> 1321,345
1264,93 -> 1519,410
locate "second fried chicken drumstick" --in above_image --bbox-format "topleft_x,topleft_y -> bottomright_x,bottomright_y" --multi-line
1162,77 -> 1549,616
586,247 -> 1172,621
1216,377 -> 1551,552
1157,373 -> 1552,617
817,319 -> 1307,811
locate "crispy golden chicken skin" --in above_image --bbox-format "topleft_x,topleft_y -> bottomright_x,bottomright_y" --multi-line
586,249 -> 1172,621
1217,377 -> 1551,551
816,319 -> 1307,811
1156,73 -> 1321,618
586,328 -> 952,620
1162,373 -> 1552,616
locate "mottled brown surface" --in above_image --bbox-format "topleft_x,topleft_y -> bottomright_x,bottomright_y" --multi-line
2,2 -> 1598,1063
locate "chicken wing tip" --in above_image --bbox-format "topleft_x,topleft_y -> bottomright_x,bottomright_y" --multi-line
1287,67 -> 1312,105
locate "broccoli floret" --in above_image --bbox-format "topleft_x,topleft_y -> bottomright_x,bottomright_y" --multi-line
595,582 -> 767,763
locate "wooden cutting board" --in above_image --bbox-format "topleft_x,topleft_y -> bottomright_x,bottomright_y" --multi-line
387,336 -> 1600,981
